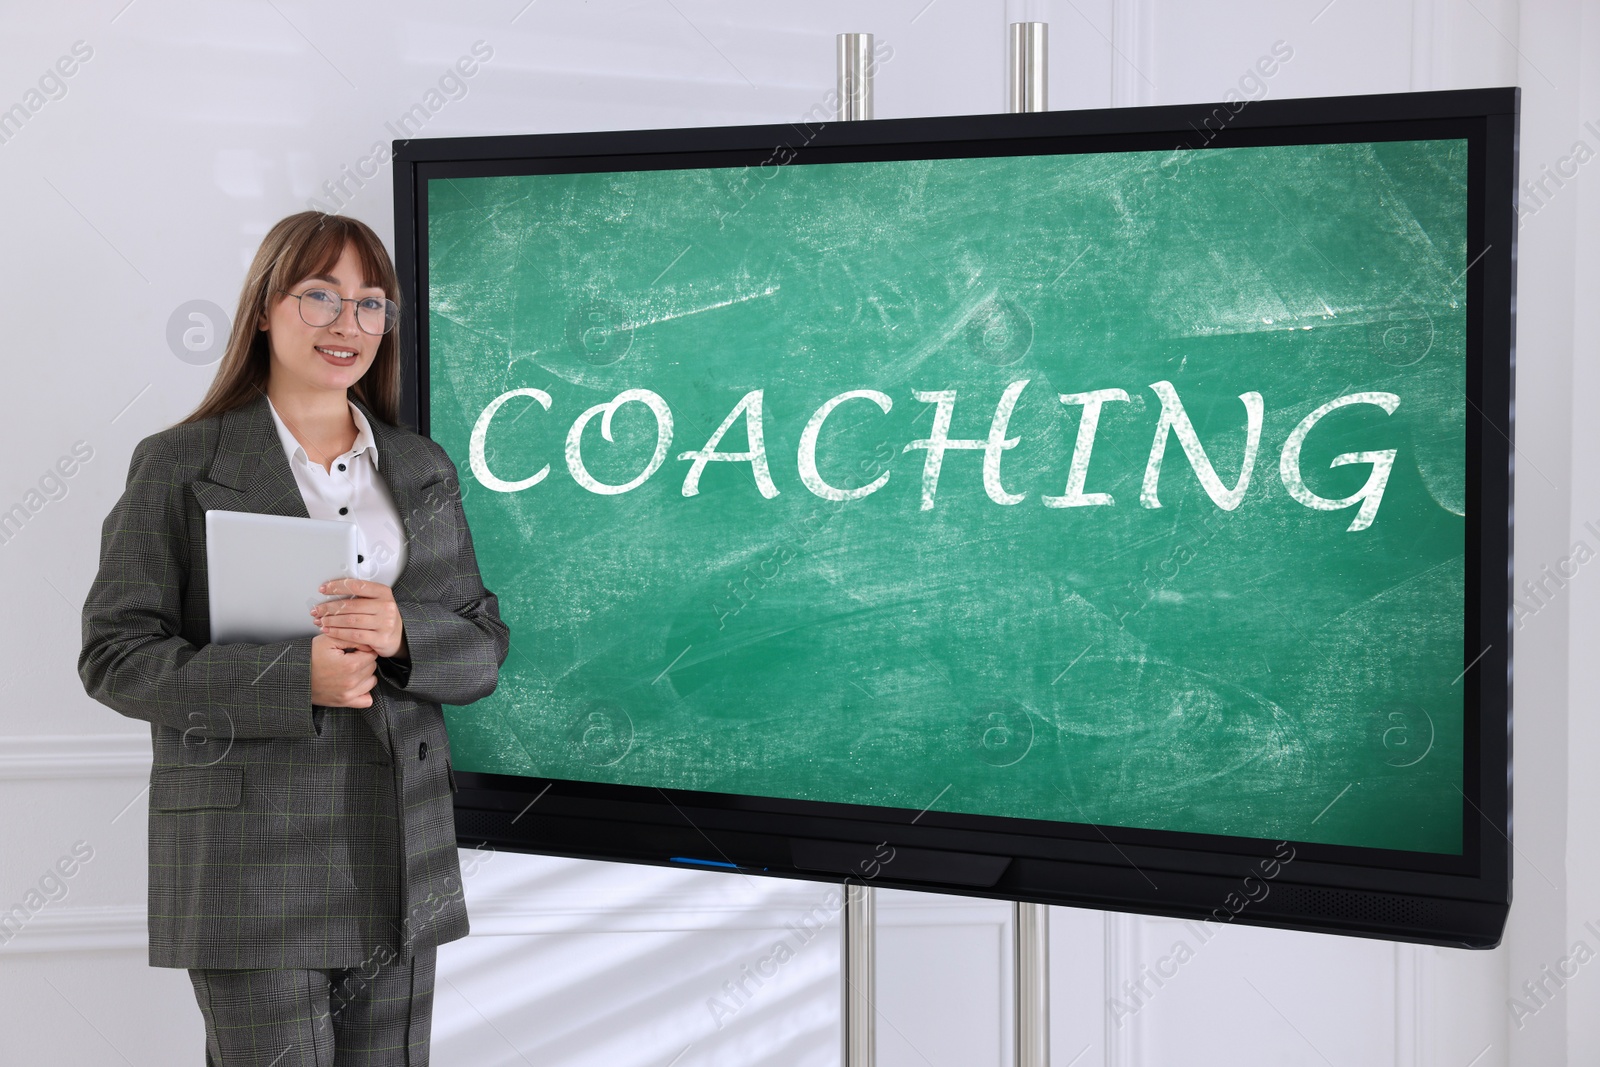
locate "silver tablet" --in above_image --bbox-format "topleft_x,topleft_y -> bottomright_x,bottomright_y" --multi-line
205,510 -> 359,645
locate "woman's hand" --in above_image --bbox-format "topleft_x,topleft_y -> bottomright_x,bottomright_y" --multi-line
310,578 -> 408,660
309,633 -> 378,708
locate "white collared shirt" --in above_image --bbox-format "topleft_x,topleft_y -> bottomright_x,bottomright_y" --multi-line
266,395 -> 408,590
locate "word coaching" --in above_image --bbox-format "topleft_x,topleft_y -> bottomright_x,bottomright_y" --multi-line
469,380 -> 1403,532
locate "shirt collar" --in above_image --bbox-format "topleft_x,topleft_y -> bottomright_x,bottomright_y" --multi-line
265,394 -> 381,471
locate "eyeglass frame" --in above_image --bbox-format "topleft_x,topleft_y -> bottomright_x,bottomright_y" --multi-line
277,287 -> 399,336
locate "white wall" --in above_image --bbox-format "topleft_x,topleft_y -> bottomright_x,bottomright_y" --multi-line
1,1 -> 1594,1064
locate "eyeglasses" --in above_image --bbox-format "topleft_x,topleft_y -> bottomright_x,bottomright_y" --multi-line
279,288 -> 398,335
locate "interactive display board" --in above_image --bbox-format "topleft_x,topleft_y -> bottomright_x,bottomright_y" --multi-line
394,87 -> 1516,948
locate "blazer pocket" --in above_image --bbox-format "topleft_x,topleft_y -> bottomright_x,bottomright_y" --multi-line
149,764 -> 245,811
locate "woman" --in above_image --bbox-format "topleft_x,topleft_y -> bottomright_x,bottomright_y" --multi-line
78,211 -> 510,1065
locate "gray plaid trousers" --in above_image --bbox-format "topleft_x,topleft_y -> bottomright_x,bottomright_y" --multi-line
189,942 -> 436,1066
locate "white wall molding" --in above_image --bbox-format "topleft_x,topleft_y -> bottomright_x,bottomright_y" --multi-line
875,889 -> 1016,1066
0,880 -> 852,954
0,733 -> 149,781
1104,911 -> 1141,1067
1394,942 -> 1435,1067
873,893 -> 1014,928
0,904 -> 147,955
466,883 -> 852,936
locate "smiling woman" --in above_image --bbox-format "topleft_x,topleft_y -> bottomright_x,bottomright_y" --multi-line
185,213 -> 404,429
78,211 -> 509,1066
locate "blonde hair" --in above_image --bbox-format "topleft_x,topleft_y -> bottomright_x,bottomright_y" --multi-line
179,211 -> 402,427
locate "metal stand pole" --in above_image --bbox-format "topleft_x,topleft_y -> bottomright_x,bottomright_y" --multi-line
1007,22 -> 1048,113
1007,24 -> 1051,1059
837,33 -> 874,120
1015,902 -> 1049,1067
843,881 -> 875,1067
835,31 -> 875,1066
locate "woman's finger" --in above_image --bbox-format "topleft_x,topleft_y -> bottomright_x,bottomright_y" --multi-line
323,627 -> 397,656
321,621 -> 395,644
321,621 -> 390,641
316,604 -> 382,623
320,578 -> 395,601
314,596 -> 390,616
313,602 -> 397,626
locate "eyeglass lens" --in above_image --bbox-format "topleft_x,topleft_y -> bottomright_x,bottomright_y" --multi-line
297,288 -> 397,335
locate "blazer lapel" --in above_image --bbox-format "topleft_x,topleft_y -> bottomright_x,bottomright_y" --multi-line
192,391 -> 310,522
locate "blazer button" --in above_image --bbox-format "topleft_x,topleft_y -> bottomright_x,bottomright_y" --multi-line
418,741 -> 428,760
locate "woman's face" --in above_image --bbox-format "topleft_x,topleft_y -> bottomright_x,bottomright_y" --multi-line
261,241 -> 384,395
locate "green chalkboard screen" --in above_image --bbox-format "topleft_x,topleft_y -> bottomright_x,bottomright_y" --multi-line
398,89 -> 1514,947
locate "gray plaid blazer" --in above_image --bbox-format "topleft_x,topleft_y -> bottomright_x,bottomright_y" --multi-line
78,390 -> 510,970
